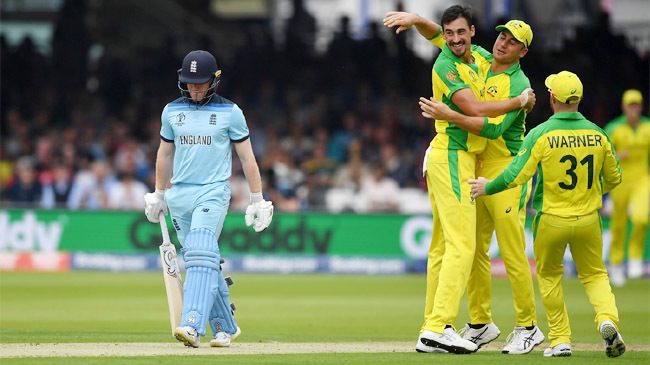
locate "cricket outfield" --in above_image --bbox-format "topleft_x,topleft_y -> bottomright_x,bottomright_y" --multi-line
1,272 -> 648,363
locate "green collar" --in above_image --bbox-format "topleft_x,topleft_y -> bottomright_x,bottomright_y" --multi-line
441,43 -> 475,64
489,61 -> 521,77
550,111 -> 585,120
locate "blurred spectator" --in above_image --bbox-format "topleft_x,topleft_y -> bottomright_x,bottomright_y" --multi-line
67,160 -> 116,210
114,137 -> 150,180
41,160 -> 74,209
357,162 -> 400,213
302,139 -> 336,210
331,139 -> 370,190
3,156 -> 42,207
107,171 -> 148,210
328,111 -> 360,163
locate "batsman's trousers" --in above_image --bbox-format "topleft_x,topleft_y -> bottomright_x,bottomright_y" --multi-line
608,174 -> 649,265
469,157 -> 536,327
422,148 -> 477,333
532,211 -> 619,347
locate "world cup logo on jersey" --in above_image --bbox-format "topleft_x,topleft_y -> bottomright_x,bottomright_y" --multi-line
175,112 -> 185,127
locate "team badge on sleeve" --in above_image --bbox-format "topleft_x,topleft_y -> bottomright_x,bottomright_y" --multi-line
447,71 -> 457,82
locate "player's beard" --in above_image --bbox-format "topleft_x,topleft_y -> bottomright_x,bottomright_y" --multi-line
448,41 -> 467,58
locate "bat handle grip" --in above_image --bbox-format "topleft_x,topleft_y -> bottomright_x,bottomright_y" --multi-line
159,212 -> 172,245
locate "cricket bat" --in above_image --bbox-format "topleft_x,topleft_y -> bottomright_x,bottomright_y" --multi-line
159,212 -> 183,334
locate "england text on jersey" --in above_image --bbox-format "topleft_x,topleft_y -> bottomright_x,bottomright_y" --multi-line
180,135 -> 212,145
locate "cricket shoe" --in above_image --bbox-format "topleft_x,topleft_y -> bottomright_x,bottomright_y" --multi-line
609,264 -> 626,287
628,259 -> 644,279
174,326 -> 200,348
543,343 -> 572,357
458,322 -> 501,349
502,325 -> 544,354
416,328 -> 478,354
210,326 -> 242,347
600,320 -> 625,358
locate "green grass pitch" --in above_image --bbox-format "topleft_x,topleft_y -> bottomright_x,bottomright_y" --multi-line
1,272 -> 648,363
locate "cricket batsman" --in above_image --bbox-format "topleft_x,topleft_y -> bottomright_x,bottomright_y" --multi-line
604,89 -> 650,286
144,50 -> 274,348
469,71 -> 626,358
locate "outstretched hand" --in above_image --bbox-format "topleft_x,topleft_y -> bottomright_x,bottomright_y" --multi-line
383,12 -> 419,34
468,177 -> 490,199
419,97 -> 454,120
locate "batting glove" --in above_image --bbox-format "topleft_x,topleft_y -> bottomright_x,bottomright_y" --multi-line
245,192 -> 274,232
144,189 -> 168,223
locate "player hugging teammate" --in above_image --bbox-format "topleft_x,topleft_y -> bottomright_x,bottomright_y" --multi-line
387,4 -> 627,358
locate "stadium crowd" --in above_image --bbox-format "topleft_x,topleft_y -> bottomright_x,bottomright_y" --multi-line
1,2 -> 648,213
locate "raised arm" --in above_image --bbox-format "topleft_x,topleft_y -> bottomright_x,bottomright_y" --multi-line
383,11 -> 440,39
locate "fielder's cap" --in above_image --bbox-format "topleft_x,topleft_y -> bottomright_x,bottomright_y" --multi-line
179,50 -> 218,84
495,19 -> 533,48
622,89 -> 643,105
545,71 -> 583,104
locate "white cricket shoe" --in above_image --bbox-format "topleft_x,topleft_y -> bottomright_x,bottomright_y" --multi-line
502,326 -> 544,354
458,322 -> 501,349
609,264 -> 626,287
628,259 -> 644,279
600,320 -> 626,358
210,326 -> 241,347
174,326 -> 200,348
543,343 -> 572,357
416,328 -> 478,354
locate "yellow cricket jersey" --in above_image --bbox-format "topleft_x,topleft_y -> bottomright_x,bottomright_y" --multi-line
604,115 -> 650,178
428,29 -> 491,153
478,63 -> 530,160
486,112 -> 622,216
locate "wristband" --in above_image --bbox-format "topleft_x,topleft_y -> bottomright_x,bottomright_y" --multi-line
518,93 -> 528,108
154,188 -> 166,199
519,88 -> 533,108
250,192 -> 264,203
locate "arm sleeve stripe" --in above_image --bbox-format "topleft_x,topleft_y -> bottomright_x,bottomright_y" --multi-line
160,135 -> 174,143
426,25 -> 443,40
231,135 -> 250,143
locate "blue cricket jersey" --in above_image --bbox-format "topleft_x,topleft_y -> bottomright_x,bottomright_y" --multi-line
160,95 -> 249,185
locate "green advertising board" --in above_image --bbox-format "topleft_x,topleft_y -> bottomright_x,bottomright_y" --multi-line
1,209 -> 649,260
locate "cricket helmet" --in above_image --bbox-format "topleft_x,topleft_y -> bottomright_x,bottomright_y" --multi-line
177,50 -> 221,104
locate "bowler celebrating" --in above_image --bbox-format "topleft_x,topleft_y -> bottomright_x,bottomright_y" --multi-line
144,50 -> 273,348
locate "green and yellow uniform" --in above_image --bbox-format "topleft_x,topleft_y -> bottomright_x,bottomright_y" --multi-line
421,29 -> 492,333
485,111 -> 622,347
427,27 -> 537,328
604,115 -> 650,265
469,61 -> 536,328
